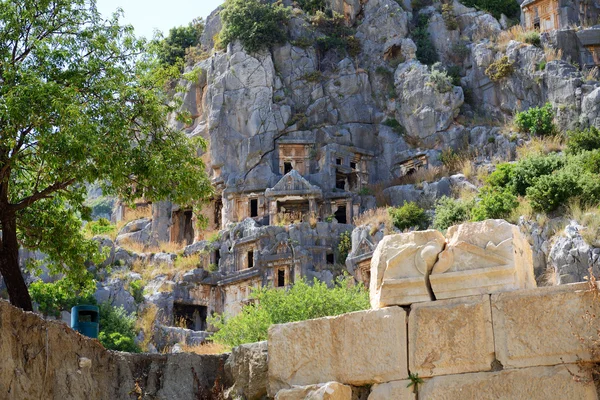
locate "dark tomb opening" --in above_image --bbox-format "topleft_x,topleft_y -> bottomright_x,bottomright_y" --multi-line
173,303 -> 207,331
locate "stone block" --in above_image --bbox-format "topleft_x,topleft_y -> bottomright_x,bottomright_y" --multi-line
275,382 -> 352,400
268,307 -> 408,396
370,231 -> 445,308
409,295 -> 495,377
225,341 -> 268,400
430,219 -> 536,300
492,283 -> 600,369
418,365 -> 598,400
368,380 -> 415,400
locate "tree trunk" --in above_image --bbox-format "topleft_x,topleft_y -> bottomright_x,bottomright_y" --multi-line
0,212 -> 33,311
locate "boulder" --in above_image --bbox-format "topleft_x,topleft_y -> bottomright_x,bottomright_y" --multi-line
548,221 -> 600,284
225,341 -> 268,400
430,220 -> 536,299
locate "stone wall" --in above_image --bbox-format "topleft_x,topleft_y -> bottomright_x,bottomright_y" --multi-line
0,300 -> 229,400
267,283 -> 600,399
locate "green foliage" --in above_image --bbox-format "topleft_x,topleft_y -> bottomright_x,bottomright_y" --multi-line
388,202 -> 429,231
511,154 -> 564,196
157,19 -> 204,66
446,65 -> 462,86
442,3 -> 459,30
407,372 -> 425,394
522,31 -> 541,47
98,303 -> 140,353
459,0 -> 520,19
383,118 -> 406,135
312,12 -> 361,57
438,148 -> 464,171
514,103 -> 556,136
537,61 -> 547,71
29,277 -> 97,318
220,0 -> 290,53
0,0 -> 214,308
301,71 -> 323,82
129,280 -> 145,304
413,14 -> 438,65
566,127 -> 600,155
526,172 -> 577,213
486,163 -> 516,189
297,0 -> 326,14
433,196 -> 474,230
471,187 -> 519,221
428,63 -> 453,93
86,196 -> 115,219
450,42 -> 470,63
209,277 -> 370,347
84,218 -> 116,237
337,231 -> 352,263
485,56 -> 514,81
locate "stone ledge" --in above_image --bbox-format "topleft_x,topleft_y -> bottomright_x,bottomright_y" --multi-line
368,380 -> 416,400
268,307 -> 408,396
492,283 -> 600,369
418,364 -> 598,400
409,294 -> 495,377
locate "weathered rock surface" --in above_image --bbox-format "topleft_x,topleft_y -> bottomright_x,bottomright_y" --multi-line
0,300 -> 229,400
418,365 -> 597,400
225,341 -> 268,400
492,283 -> 600,369
368,380 -> 415,400
430,219 -> 536,299
268,307 -> 407,396
370,230 -> 446,308
275,382 -> 352,400
549,221 -> 600,284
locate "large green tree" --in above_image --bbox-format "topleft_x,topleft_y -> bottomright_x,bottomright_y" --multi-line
0,0 -> 213,310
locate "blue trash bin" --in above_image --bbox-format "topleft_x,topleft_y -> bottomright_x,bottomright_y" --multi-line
71,305 -> 99,339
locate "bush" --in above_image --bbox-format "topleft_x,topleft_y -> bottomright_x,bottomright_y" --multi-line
459,0 -> 520,19
129,279 -> 145,304
157,19 -> 204,66
566,127 -> 600,155
514,103 -> 556,136
486,163 -> 516,189
382,118 -> 406,135
485,56 -> 514,81
433,196 -> 474,230
84,218 -> 116,237
428,63 -> 453,93
337,231 -> 352,263
442,3 -> 459,30
209,277 -> 369,347
30,277 -> 96,318
526,172 -> 577,213
388,202 -> 429,230
471,188 -> 518,221
312,12 -> 361,58
220,0 -> 290,53
522,31 -> 541,47
414,14 -> 438,65
297,0 -> 326,14
511,154 -> 564,196
98,303 -> 140,353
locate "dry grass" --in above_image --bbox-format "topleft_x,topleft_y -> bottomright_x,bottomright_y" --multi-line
136,304 -> 158,352
179,342 -> 230,355
353,207 -> 394,235
516,135 -> 565,159
508,197 -> 535,224
124,205 -> 152,222
120,238 -> 185,255
568,200 -> 600,247
584,67 -> 600,82
497,26 -> 538,51
538,267 -> 559,286
132,253 -> 203,281
543,46 -> 563,62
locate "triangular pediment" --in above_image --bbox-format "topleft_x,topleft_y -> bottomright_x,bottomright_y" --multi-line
265,170 -> 322,198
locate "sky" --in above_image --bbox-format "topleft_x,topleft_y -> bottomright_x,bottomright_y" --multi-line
96,0 -> 225,39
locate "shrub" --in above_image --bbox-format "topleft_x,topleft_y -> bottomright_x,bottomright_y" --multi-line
382,118 -> 406,135
220,0 -> 290,53
449,42 -> 470,63
459,0 -> 520,19
157,19 -> 204,67
526,172 -> 577,213
433,196 -> 474,230
84,218 -> 116,237
129,279 -> 145,304
297,0 -> 326,14
337,231 -> 352,263
414,14 -> 438,65
485,56 -> 514,81
514,103 -> 556,136
428,63 -> 453,93
446,64 -> 462,86
442,3 -> 459,30
471,187 -> 519,221
522,30 -> 541,47
388,202 -> 429,230
209,277 -> 369,347
486,163 -> 516,189
566,127 -> 600,155
30,277 -> 96,318
511,154 -> 564,196
98,303 -> 141,353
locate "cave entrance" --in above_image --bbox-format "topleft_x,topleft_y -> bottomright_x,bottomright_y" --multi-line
173,303 -> 207,331
334,205 -> 347,224
172,209 -> 194,245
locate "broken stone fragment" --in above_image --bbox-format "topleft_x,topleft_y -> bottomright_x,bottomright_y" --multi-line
275,382 -> 352,400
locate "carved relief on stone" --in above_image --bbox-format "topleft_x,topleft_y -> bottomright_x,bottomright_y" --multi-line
429,219 -> 536,300
370,230 -> 446,309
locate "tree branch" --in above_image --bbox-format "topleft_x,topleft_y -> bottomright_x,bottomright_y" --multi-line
11,178 -> 76,212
